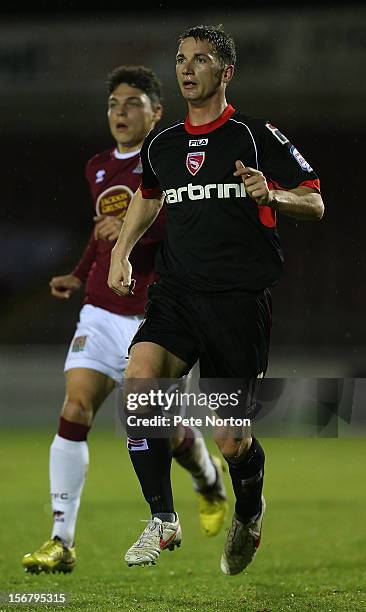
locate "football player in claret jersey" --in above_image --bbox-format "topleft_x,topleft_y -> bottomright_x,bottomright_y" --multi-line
108,26 -> 325,573
22,65 -> 228,575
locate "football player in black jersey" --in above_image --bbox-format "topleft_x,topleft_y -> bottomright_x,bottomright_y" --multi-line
108,24 -> 324,574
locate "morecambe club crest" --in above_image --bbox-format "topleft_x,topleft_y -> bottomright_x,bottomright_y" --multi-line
186,151 -> 205,176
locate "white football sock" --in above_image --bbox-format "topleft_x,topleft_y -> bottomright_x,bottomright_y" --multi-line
50,434 -> 89,547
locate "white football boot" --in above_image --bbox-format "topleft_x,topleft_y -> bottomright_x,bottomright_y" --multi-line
221,496 -> 266,575
125,515 -> 181,567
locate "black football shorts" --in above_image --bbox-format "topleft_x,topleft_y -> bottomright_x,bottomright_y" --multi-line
129,281 -> 272,379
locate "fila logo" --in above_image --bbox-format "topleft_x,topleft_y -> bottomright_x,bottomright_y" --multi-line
165,182 -> 246,203
188,138 -> 208,147
186,152 -> 205,176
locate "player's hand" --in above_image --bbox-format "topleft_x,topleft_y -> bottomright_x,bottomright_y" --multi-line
49,274 -> 82,299
94,215 -> 123,241
108,252 -> 136,297
234,160 -> 272,206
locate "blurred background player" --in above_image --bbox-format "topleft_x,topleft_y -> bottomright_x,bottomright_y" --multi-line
22,65 -> 227,575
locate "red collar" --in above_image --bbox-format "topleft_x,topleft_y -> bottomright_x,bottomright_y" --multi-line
184,104 -> 235,134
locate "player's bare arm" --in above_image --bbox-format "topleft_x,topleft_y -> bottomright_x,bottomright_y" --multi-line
234,160 -> 324,221
108,188 -> 164,296
93,215 -> 123,241
49,274 -> 82,299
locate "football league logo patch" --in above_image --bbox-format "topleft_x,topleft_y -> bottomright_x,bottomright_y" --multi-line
290,145 -> 313,173
186,151 -> 205,176
71,336 -> 87,352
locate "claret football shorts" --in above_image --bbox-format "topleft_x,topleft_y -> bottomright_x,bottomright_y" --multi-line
64,304 -> 143,384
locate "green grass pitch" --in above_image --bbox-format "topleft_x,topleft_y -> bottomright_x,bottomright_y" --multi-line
0,430 -> 365,611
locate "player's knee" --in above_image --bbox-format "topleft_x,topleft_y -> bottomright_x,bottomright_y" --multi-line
61,396 -> 94,427
125,361 -> 160,378
214,435 -> 252,464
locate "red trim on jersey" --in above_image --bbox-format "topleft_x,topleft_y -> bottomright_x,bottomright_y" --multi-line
141,186 -> 162,199
259,180 -> 277,228
269,177 -> 321,193
184,104 -> 236,134
259,177 -> 321,229
299,178 -> 321,192
258,205 -> 277,228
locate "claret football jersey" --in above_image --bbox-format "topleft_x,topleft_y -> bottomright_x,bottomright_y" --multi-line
140,104 -> 320,293
72,148 -> 165,315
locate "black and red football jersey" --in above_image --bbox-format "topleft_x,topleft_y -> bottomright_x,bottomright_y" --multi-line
140,105 -> 320,293
72,147 -> 165,315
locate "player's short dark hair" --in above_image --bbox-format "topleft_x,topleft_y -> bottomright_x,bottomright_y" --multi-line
107,65 -> 163,106
178,24 -> 236,66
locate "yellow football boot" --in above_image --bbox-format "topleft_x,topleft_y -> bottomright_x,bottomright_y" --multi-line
197,455 -> 228,537
22,537 -> 76,574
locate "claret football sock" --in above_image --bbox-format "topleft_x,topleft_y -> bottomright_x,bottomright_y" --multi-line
172,425 -> 216,491
49,419 -> 90,547
226,437 -> 265,524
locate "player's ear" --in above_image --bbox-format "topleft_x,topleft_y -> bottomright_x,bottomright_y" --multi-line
222,64 -> 234,84
153,104 -> 163,122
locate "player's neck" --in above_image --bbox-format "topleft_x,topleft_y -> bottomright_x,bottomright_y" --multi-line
116,142 -> 143,155
187,97 -> 228,127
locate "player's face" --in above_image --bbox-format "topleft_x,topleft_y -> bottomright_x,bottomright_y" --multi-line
108,83 -> 161,153
176,37 -> 225,103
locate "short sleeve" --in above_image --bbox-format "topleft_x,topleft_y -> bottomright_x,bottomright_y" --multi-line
84,158 -> 93,190
259,122 -> 321,193
140,130 -> 163,199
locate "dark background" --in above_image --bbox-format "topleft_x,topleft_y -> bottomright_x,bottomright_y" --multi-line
1,2 -> 365,377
